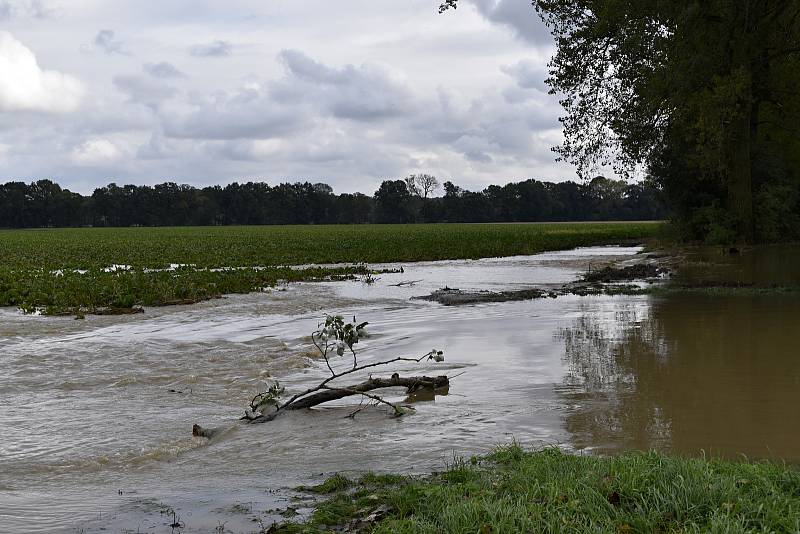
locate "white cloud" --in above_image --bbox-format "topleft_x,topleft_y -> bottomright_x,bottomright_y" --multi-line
0,31 -> 83,113
70,138 -> 123,166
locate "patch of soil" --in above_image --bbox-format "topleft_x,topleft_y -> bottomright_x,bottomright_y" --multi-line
582,263 -> 664,283
415,287 -> 556,306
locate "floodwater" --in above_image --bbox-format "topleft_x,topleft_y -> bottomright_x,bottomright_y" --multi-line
1,246 -> 799,533
674,244 -> 800,287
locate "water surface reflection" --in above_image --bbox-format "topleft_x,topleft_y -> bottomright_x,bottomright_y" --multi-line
558,294 -> 800,459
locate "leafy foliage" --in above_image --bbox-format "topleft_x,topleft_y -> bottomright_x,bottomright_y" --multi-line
314,314 -> 369,359
249,380 -> 286,414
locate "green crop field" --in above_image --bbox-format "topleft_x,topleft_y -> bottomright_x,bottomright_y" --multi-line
0,222 -> 661,270
0,222 -> 661,314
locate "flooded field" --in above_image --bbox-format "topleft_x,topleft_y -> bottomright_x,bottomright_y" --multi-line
1,245 -> 799,533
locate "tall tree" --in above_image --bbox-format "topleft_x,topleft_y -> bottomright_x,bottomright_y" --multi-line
405,174 -> 441,198
441,0 -> 800,242
374,180 -> 413,223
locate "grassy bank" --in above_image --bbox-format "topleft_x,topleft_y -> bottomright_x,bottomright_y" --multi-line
276,446 -> 800,533
0,223 -> 660,314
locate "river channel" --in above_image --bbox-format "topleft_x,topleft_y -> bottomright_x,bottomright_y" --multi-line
1,245 -> 799,533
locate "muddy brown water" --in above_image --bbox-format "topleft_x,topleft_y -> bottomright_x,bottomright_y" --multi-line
1,245 -> 799,533
673,244 -> 800,287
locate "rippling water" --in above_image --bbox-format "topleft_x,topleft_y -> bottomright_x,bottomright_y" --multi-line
2,246 -> 799,533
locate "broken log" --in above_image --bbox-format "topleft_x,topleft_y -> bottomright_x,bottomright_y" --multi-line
247,375 -> 449,424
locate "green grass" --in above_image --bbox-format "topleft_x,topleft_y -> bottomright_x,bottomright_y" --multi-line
277,445 -> 800,533
0,223 -> 661,314
296,474 -> 355,494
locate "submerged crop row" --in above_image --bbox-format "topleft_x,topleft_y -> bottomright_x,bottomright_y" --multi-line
0,265 -> 370,315
0,222 -> 661,270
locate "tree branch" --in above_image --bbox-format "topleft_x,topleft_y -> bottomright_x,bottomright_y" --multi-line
246,375 -> 449,423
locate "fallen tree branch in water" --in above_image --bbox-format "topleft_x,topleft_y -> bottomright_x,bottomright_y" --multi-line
242,362 -> 449,424
190,315 -> 449,433
288,376 -> 448,410
243,375 -> 449,424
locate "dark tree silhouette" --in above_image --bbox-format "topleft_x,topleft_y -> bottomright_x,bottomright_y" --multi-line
0,177 -> 667,228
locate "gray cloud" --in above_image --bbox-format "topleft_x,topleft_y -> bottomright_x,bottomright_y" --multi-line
189,40 -> 232,57
143,61 -> 186,79
94,29 -> 129,55
162,84 -> 306,140
136,131 -> 176,160
113,75 -> 176,109
29,0 -> 51,19
470,0 -> 551,44
275,49 -> 415,121
501,59 -> 549,91
0,0 -> 52,20
455,135 -> 495,163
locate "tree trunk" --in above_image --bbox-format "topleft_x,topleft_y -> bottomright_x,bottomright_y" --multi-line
726,25 -> 756,244
726,99 -> 754,243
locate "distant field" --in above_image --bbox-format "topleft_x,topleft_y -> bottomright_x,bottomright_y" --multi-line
0,222 -> 662,270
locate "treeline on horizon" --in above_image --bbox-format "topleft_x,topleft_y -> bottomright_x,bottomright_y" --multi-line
0,176 -> 666,228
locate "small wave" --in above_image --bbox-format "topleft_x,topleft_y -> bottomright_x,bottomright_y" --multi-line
6,433 -> 219,479
108,375 -> 138,387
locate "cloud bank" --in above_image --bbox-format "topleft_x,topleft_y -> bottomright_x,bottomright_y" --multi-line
0,31 -> 83,113
0,1 -> 573,194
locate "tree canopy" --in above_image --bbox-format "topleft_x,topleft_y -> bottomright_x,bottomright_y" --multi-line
441,0 -> 800,243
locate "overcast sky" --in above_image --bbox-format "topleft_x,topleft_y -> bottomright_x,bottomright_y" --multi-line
0,0 -> 573,195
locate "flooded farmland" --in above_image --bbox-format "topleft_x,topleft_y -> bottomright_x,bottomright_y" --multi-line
1,245 -> 799,533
